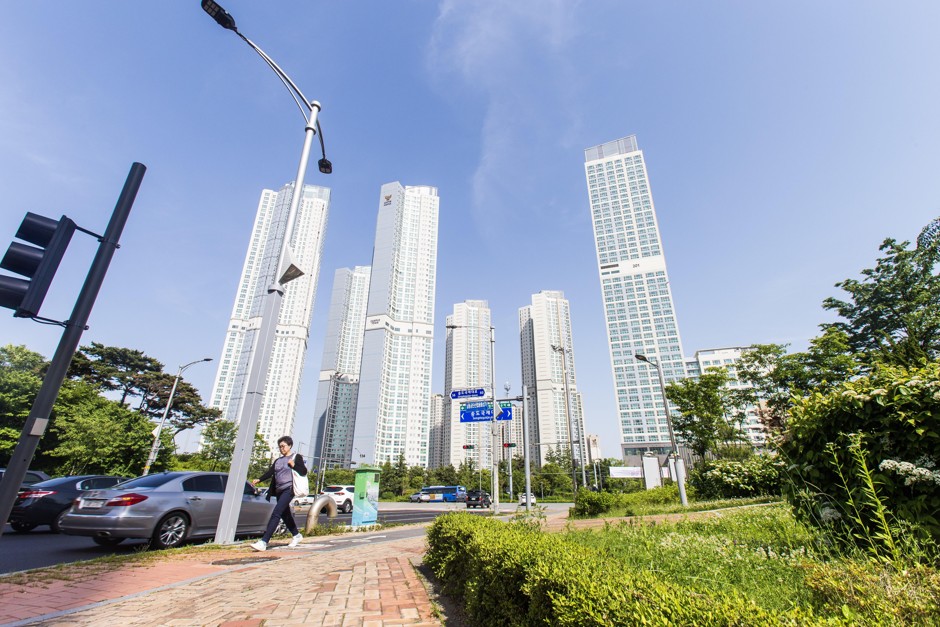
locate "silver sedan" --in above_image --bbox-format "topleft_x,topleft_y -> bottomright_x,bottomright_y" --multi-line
59,471 -> 274,549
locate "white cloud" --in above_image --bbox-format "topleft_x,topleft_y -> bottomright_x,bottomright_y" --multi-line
427,1 -> 585,238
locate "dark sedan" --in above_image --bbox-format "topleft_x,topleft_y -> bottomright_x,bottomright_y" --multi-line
9,475 -> 127,533
465,489 -> 491,508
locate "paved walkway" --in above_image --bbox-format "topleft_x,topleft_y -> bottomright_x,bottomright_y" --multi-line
0,506 -> 587,626
0,533 -> 438,626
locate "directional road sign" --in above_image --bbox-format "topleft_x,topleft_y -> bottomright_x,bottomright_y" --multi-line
459,401 -> 513,423
451,388 -> 486,400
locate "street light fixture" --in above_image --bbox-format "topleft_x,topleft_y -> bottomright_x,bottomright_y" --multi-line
635,353 -> 688,506
446,322 -> 500,514
203,0 -> 334,545
142,357 -> 212,476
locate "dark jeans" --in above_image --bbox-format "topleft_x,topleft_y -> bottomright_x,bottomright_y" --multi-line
261,488 -> 298,542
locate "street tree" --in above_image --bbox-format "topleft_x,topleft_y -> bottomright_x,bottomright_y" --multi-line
665,368 -> 745,459
0,345 -> 46,460
822,218 -> 940,367
68,342 -> 163,406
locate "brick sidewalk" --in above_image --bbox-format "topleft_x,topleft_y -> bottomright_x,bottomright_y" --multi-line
0,534 -> 439,626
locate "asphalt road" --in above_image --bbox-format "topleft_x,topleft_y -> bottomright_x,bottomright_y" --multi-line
0,500 -> 550,575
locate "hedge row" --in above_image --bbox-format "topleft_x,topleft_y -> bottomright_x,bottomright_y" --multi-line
424,512 -> 838,626
572,484 -> 683,517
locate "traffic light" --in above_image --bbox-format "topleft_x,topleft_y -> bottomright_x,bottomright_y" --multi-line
0,212 -> 76,318
462,445 -> 474,450
502,443 -> 517,448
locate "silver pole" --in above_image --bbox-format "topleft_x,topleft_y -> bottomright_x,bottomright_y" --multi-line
490,326 -> 499,514
522,385 -> 531,512
143,358 -> 211,476
215,105 -> 320,545
636,354 -> 688,507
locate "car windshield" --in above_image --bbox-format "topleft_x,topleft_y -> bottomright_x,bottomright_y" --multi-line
28,476 -> 84,488
113,473 -> 183,490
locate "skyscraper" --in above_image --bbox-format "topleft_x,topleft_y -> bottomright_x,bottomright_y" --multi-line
583,136 -> 687,459
519,290 -> 587,470
310,265 -> 371,474
208,182 -> 330,453
442,300 -> 494,470
353,183 -> 439,466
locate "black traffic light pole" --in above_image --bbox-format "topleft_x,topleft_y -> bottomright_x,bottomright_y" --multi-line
0,163 -> 146,538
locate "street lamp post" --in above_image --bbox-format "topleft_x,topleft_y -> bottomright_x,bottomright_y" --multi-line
202,0 -> 334,545
551,344 -> 581,494
635,353 -> 688,506
142,357 -> 212,475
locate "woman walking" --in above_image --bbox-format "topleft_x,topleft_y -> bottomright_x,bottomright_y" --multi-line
250,436 -> 306,551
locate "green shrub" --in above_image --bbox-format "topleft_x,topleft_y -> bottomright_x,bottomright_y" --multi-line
425,512 -> 844,626
572,484 -> 683,517
781,362 -> 940,545
689,454 -> 785,500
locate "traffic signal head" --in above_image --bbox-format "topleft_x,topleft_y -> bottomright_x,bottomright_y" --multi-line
462,445 -> 474,450
0,212 -> 76,318
502,443 -> 517,448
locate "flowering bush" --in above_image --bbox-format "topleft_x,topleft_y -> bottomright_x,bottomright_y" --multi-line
781,362 -> 940,543
689,455 -> 785,500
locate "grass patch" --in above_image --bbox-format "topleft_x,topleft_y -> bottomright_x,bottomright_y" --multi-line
563,503 -> 819,612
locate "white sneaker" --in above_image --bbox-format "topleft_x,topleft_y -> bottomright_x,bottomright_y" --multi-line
288,533 -> 303,548
249,540 -> 267,552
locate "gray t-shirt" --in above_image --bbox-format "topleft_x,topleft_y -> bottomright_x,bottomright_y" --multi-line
273,454 -> 294,493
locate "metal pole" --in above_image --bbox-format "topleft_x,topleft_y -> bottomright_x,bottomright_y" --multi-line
556,345 -> 578,496
143,367 -> 182,476
650,358 -> 688,507
215,106 -> 320,545
0,163 -> 146,538
522,385 -> 532,512
142,357 -> 210,476
490,326 -> 499,514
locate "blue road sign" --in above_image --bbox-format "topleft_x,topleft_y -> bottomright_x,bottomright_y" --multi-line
459,401 -> 513,423
451,388 -> 486,400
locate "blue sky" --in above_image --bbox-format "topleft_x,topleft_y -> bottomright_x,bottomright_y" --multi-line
1,2 -> 938,459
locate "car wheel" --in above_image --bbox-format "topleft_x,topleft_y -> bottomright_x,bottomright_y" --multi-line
92,537 -> 125,547
9,521 -> 37,533
51,509 -> 70,533
151,512 -> 189,549
342,500 -> 353,514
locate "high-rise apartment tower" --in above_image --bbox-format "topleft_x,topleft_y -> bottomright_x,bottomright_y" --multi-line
353,183 -> 439,466
442,300 -> 494,470
209,183 -> 330,453
583,136 -> 686,459
310,265 -> 372,473
519,290 -> 587,469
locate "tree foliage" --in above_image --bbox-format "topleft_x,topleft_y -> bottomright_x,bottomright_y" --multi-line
45,380 -> 158,476
0,345 -> 46,461
822,222 -> 940,367
664,368 -> 745,458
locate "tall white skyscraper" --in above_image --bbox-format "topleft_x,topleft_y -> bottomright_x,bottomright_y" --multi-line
584,136 -> 687,459
310,265 -> 372,472
442,300 -> 494,470
353,183 -> 439,466
427,393 -> 446,469
519,291 -> 587,469
209,182 -> 330,453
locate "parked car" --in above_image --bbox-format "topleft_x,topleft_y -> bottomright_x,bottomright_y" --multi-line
59,471 -> 274,549
0,468 -> 51,492
409,492 -> 430,503
9,475 -> 126,533
465,489 -> 491,509
319,485 -> 356,513
518,493 -> 537,506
